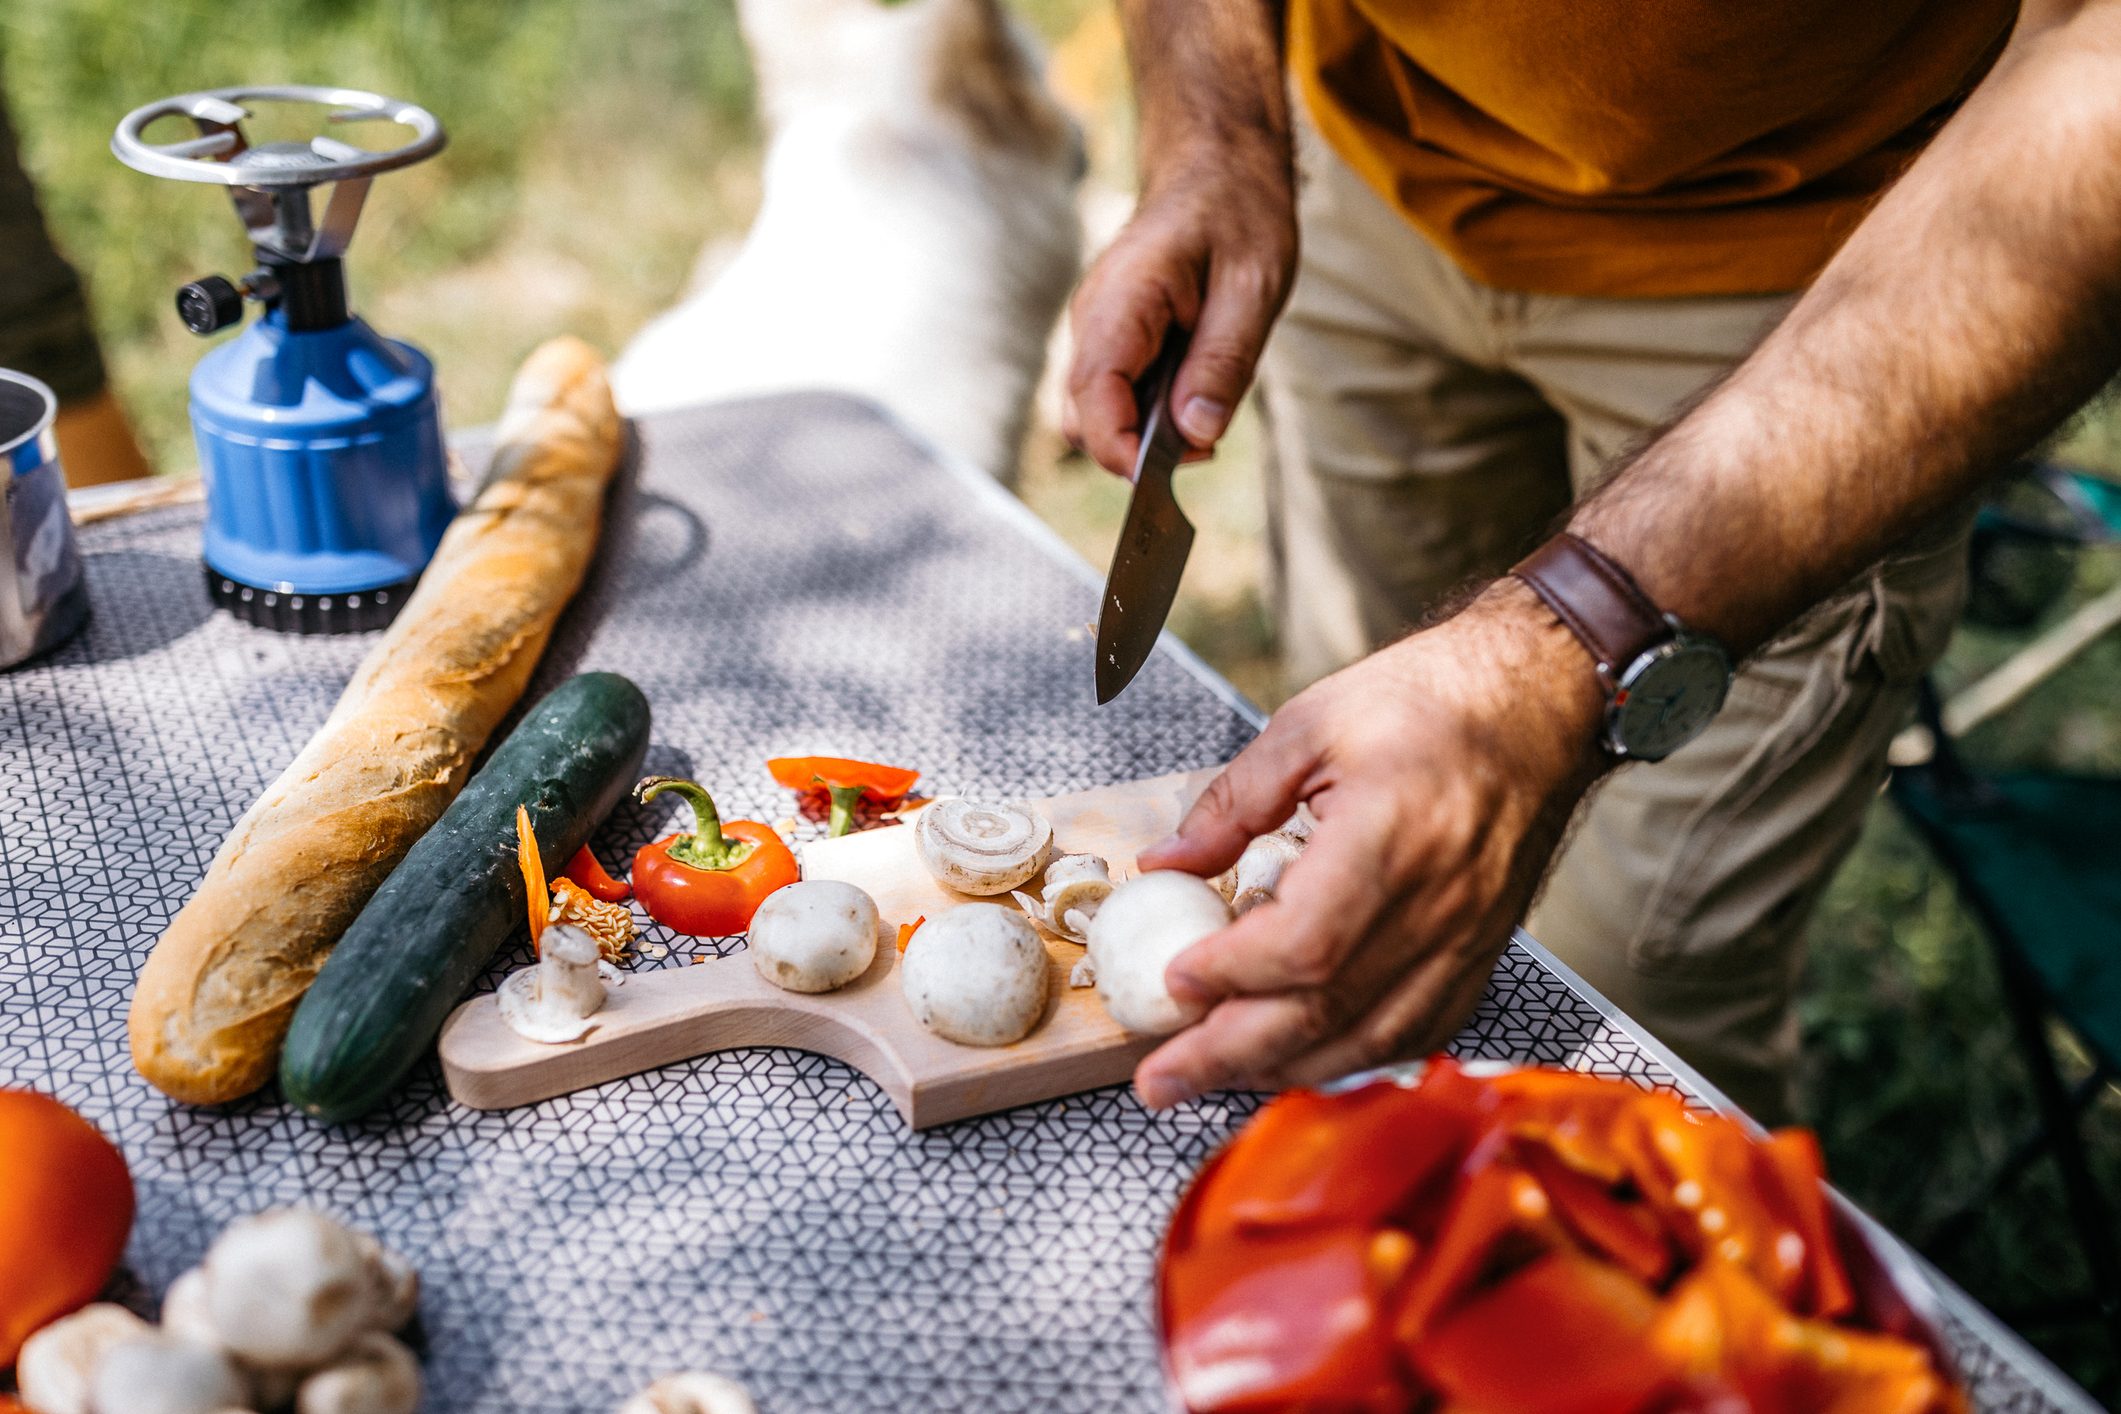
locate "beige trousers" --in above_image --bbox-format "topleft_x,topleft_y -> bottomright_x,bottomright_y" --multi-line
1258,120 -> 1969,1122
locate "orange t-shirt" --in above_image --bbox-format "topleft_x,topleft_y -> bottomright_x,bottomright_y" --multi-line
1290,0 -> 2016,297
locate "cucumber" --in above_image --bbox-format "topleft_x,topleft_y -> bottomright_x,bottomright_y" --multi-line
280,671 -> 651,1122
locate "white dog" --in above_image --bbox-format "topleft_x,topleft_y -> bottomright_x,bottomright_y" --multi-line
613,0 -> 1085,483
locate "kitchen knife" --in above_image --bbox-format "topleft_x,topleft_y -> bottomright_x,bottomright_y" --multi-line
1094,327 -> 1193,704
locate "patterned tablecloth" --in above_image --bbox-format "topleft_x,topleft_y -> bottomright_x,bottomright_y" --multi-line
1,395 -> 2094,1413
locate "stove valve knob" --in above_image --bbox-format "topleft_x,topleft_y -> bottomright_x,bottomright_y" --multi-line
176,275 -> 245,336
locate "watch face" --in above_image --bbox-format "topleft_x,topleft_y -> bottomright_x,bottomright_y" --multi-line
1610,639 -> 1731,761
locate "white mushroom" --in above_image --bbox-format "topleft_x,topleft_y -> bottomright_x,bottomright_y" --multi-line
88,1332 -> 252,1414
1086,871 -> 1231,1036
616,1372 -> 757,1414
747,880 -> 879,993
16,1303 -> 153,1414
1068,955 -> 1097,989
201,1210 -> 402,1372
365,1241 -> 419,1335
1011,853 -> 1116,944
915,798 -> 1053,895
293,1332 -> 420,1414
1218,830 -> 1306,916
498,924 -> 621,1043
900,904 -> 1051,1046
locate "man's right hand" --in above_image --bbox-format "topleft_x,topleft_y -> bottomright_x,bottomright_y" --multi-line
1062,0 -> 1298,477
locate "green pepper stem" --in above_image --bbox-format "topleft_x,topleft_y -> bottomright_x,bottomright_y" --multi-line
635,776 -> 755,871
826,783 -> 866,838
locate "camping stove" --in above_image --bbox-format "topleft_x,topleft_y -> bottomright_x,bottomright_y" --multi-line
113,85 -> 455,633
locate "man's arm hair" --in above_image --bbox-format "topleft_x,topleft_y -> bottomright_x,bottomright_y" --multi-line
1570,0 -> 2121,655
1120,0 -> 1289,194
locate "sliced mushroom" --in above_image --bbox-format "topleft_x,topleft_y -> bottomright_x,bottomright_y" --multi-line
617,1372 -> 757,1414
747,880 -> 880,993
293,1332 -> 420,1414
201,1211 -> 401,1372
1086,871 -> 1231,1036
498,924 -> 621,1043
17,1303 -> 153,1414
900,904 -> 1050,1046
88,1332 -> 252,1414
1011,853 -> 1116,944
915,798 -> 1053,895
1068,955 -> 1097,989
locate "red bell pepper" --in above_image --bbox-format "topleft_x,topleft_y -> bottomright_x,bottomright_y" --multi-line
1195,1061 -> 1493,1244
1163,1226 -> 1414,1414
1754,1128 -> 1856,1319
563,844 -> 631,902
1517,1135 -> 1675,1287
632,777 -> 800,936
1411,1249 -> 1679,1414
1392,1155 -> 1567,1340
767,755 -> 920,837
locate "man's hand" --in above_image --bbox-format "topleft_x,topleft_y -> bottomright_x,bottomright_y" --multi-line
1062,0 -> 1295,476
1129,582 -> 1608,1109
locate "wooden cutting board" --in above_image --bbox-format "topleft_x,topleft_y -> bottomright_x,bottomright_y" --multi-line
438,768 -> 1216,1128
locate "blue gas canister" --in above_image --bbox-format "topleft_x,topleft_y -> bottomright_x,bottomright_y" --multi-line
113,86 -> 457,633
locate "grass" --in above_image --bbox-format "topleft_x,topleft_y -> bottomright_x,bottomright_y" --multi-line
10,0 -> 2121,1397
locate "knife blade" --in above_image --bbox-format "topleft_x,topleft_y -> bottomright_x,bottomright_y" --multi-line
1094,327 -> 1194,704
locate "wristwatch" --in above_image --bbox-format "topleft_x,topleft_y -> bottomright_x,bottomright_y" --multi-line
1510,533 -> 1732,762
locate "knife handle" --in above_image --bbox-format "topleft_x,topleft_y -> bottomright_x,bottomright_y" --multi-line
1131,326 -> 1193,440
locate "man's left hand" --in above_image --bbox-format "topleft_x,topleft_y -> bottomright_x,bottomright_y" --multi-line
1131,582 -> 1608,1109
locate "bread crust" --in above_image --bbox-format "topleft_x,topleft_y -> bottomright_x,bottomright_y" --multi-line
128,337 -> 625,1105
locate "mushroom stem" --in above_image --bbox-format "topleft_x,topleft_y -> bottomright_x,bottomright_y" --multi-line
498,925 -> 614,1044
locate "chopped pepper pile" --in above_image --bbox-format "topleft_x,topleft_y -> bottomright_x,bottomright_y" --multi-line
1159,1059 -> 1965,1414
767,755 -> 920,837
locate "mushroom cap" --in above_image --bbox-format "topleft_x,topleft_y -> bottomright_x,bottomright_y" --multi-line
88,1332 -> 251,1414
617,1372 -> 758,1414
293,1331 -> 421,1414
748,880 -> 880,994
201,1210 -> 384,1371
900,904 -> 1051,1046
1086,871 -> 1230,1036
16,1303 -> 153,1414
914,799 -> 1053,896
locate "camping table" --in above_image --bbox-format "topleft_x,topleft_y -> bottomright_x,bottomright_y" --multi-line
3,395 -> 2096,1413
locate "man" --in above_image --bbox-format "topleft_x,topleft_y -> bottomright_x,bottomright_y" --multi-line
1,90 -> 154,486
1062,0 -> 2121,1118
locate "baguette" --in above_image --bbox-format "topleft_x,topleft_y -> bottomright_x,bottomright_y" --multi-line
128,336 -> 625,1104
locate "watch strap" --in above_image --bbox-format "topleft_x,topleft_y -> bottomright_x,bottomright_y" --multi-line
1510,533 -> 1669,677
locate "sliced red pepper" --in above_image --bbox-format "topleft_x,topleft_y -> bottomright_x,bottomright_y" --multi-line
632,777 -> 800,936
1195,1060 -> 1493,1244
1516,1135 -> 1675,1287
896,916 -> 926,952
563,844 -> 631,902
514,805 -> 548,954
1754,1128 -> 1856,1319
1162,1226 -> 1414,1414
767,755 -> 920,837
1391,1154 -> 1567,1340
1412,1248 -> 1680,1414
1654,1263 -> 1961,1414
1492,1067 -> 1654,1184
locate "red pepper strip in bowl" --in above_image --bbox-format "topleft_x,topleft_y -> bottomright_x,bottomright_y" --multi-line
1194,1057 -> 1492,1244
1413,1249 -> 1678,1414
1515,1137 -> 1675,1287
632,777 -> 799,936
767,756 -> 920,837
1753,1128 -> 1857,1319
1163,1224 -> 1415,1414
563,844 -> 631,902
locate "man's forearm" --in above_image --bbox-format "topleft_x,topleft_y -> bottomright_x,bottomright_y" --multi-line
1120,0 -> 1289,191
1572,1 -> 2121,656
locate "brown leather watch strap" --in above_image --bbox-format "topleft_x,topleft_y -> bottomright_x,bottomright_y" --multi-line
1510,533 -> 1670,679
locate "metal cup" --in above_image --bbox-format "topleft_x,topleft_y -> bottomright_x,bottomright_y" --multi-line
1,369 -> 90,668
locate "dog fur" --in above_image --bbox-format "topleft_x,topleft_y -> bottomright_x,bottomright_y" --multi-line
613,0 -> 1085,482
